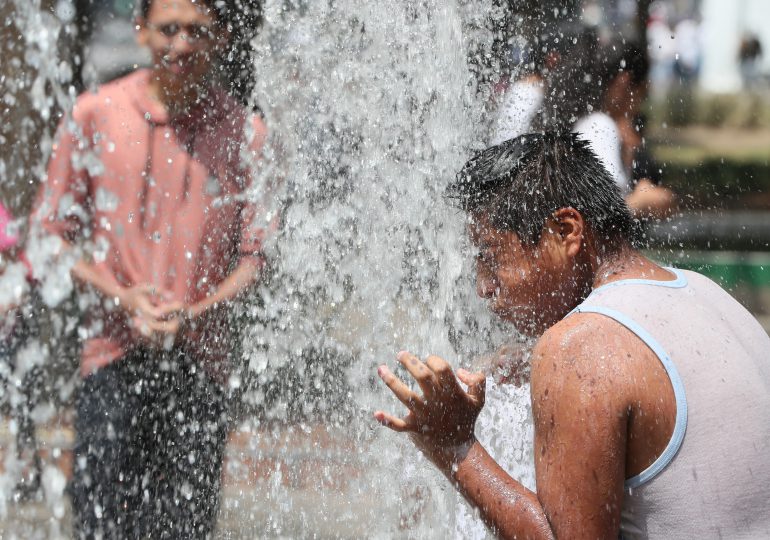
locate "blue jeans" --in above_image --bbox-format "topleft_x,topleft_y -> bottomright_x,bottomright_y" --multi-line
70,347 -> 228,539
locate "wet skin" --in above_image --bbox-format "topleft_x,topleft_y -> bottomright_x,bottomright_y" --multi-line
375,208 -> 676,539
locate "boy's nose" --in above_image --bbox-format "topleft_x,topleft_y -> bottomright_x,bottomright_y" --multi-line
171,32 -> 195,55
476,274 -> 498,299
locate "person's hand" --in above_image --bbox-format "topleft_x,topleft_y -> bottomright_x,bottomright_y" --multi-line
118,284 -> 184,345
626,178 -> 677,219
374,351 -> 486,471
118,284 -> 182,320
131,311 -> 182,347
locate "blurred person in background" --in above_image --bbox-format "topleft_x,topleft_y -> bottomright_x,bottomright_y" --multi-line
31,0 -> 273,537
673,16 -> 701,85
537,39 -> 676,220
490,35 -> 555,145
739,33 -> 764,90
491,25 -> 586,146
646,1 -> 676,100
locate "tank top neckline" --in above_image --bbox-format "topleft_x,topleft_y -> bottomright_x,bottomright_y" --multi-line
589,267 -> 687,297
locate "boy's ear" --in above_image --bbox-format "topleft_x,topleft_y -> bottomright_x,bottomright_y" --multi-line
551,207 -> 585,257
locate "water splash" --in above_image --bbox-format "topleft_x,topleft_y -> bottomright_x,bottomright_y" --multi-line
0,0 -> 541,537
236,1 -> 521,535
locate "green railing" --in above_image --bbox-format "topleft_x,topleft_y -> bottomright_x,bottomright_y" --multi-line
645,211 -> 770,325
650,250 -> 770,290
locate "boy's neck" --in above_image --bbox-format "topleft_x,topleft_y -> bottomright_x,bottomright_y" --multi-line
591,247 -> 674,289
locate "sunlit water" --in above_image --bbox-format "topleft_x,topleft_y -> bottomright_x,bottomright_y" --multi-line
1,1 -> 537,537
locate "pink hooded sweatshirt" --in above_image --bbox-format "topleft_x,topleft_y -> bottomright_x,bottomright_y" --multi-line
34,69 -> 271,380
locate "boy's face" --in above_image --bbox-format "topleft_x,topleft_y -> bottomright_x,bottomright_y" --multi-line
469,213 -> 590,336
136,0 -> 226,92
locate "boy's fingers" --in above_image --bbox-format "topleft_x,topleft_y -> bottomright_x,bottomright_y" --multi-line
373,411 -> 415,432
134,284 -> 156,295
457,369 -> 487,405
156,301 -> 185,318
397,351 -> 437,397
134,297 -> 163,318
425,355 -> 457,389
377,365 -> 425,412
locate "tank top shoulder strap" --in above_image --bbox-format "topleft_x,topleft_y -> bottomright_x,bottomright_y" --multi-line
566,269 -> 689,489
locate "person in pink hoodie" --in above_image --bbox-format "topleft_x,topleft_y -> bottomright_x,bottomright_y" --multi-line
32,1 -> 274,536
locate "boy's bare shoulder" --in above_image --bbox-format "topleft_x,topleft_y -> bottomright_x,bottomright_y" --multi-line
533,312 -> 624,361
531,312 -> 637,399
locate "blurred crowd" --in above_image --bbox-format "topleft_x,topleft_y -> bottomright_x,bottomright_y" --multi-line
492,28 -> 676,219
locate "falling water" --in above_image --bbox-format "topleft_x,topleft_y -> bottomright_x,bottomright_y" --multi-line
0,0 -> 540,538
0,1 -> 79,537
232,1 -> 534,537
244,1 -> 496,406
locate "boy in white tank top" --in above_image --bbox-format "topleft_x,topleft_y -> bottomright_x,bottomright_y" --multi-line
373,133 -> 770,539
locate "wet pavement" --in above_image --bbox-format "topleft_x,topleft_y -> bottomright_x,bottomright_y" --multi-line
0,418 -> 392,539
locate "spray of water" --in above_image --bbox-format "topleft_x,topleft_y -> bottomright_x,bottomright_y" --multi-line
0,0 -> 539,537
230,2 -> 533,536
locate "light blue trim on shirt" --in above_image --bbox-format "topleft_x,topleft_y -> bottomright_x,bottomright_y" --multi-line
569,304 -> 688,490
588,267 -> 688,296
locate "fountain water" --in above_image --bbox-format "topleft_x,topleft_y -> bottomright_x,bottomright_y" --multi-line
0,2 -> 81,537
231,2 -> 536,536
0,0 -> 538,537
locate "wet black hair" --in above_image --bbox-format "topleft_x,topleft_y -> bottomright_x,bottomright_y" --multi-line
139,0 -> 234,23
447,132 -> 637,249
139,0 -> 225,21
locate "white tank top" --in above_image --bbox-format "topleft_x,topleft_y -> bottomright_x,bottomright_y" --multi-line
571,268 -> 770,539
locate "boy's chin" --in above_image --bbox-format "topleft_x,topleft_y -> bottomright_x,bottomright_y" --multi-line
157,66 -> 206,87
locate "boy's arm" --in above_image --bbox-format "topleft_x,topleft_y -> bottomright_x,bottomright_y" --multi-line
447,440 -> 555,539
375,315 -> 630,539
529,315 -> 629,538
31,111 -> 113,298
189,112 -> 277,321
186,257 -> 261,319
